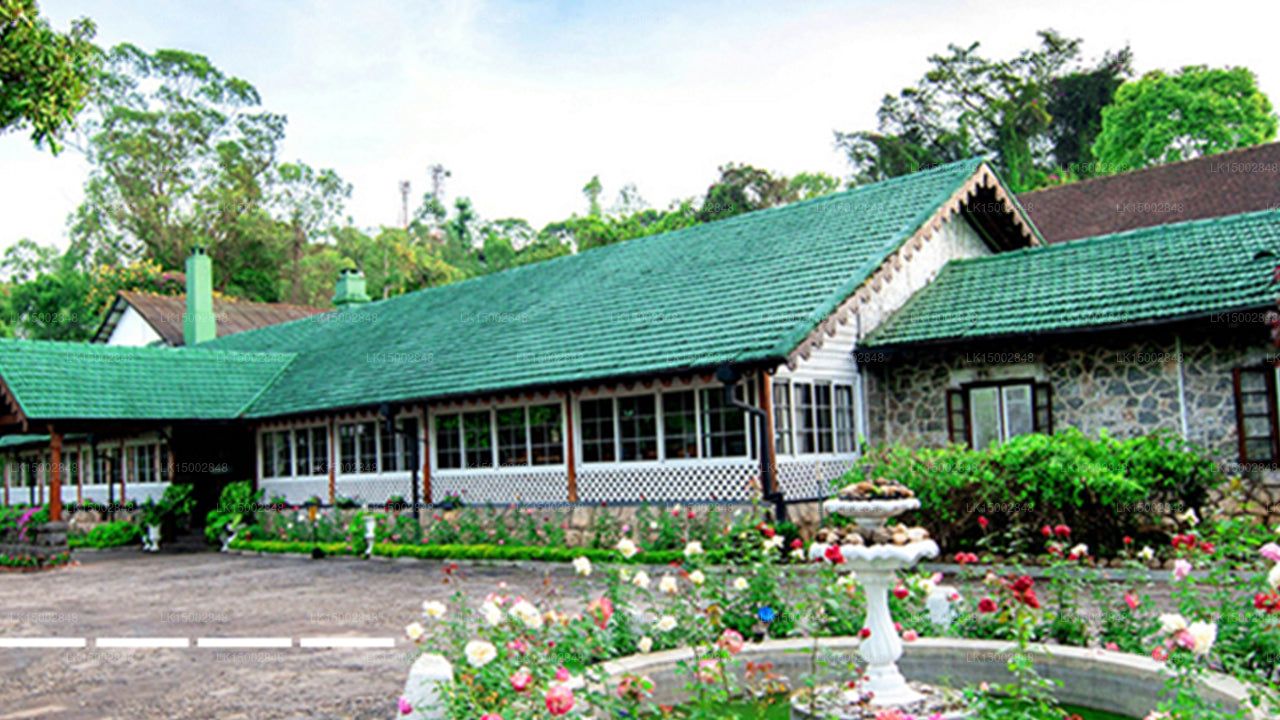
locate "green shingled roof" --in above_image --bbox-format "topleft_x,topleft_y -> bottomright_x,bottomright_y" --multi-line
0,340 -> 295,421
863,208 -> 1280,348
203,158 -> 993,418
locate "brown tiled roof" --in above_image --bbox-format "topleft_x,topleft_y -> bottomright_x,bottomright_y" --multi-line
101,291 -> 329,346
1017,142 -> 1280,243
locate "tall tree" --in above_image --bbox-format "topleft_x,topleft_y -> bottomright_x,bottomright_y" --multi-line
0,0 -> 96,151
1046,48 -> 1132,176
270,161 -> 351,303
1092,65 -> 1278,171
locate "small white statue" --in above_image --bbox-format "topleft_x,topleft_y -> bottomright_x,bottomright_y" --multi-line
143,524 -> 162,553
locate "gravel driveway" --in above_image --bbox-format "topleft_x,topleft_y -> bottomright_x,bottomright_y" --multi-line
0,549 -> 578,720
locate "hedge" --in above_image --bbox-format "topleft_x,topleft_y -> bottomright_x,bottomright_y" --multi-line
227,538 -> 711,565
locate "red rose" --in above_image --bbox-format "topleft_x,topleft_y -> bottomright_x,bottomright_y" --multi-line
1020,589 -> 1041,609
978,516 -> 989,529
858,628 -> 871,639
761,526 -> 776,539
978,597 -> 997,613
1040,525 -> 1053,538
1053,525 -> 1071,537
892,584 -> 909,600
790,538 -> 804,550
824,544 -> 845,565
1122,536 -> 1133,544
1011,575 -> 1034,593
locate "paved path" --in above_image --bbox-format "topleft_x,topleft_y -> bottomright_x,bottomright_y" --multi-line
0,549 -> 578,720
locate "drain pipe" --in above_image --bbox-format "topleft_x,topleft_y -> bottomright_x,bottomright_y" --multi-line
717,364 -> 787,523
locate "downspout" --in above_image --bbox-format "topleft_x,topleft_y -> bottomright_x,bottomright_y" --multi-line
717,364 -> 786,522
1175,335 -> 1189,439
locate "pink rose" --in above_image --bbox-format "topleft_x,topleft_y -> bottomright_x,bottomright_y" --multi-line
1172,559 -> 1192,582
1261,543 -> 1280,562
1124,593 -> 1140,610
397,696 -> 413,715
587,597 -> 614,629
554,666 -> 570,682
902,629 -> 919,642
1105,642 -> 1119,651
510,669 -> 532,692
545,685 -> 574,715
717,629 -> 745,655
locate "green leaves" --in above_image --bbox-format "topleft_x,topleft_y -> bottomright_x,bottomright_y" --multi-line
0,0 -> 98,152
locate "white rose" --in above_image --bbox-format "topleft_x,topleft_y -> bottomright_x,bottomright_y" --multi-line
1159,613 -> 1187,634
683,541 -> 704,557
405,622 -> 425,641
422,601 -> 446,619
464,640 -> 497,668
1070,544 -> 1089,557
1138,546 -> 1155,561
619,567 -> 631,582
637,636 -> 653,653
659,574 -> 678,594
733,577 -> 749,591
616,538 -> 638,559
510,600 -> 544,629
688,570 -> 706,586
762,535 -> 784,551
481,601 -> 503,627
633,571 -> 651,589
1268,563 -> 1280,590
1187,620 -> 1216,656
835,573 -> 858,588
656,615 -> 677,632
1175,508 -> 1199,526
572,556 -> 592,576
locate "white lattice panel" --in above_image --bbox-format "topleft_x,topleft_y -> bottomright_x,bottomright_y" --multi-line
578,462 -> 758,504
776,457 -> 858,500
336,477 -> 426,505
259,479 -> 330,505
433,469 -> 569,505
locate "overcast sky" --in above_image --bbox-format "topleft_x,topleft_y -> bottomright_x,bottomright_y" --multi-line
1,0 -> 1276,252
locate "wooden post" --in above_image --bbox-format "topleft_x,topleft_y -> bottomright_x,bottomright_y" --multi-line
421,408 -> 431,505
328,419 -> 336,504
564,394 -> 578,503
3,457 -> 9,507
49,431 -> 62,521
120,440 -> 128,504
38,452 -> 45,506
760,372 -> 778,495
153,442 -> 161,486
76,446 -> 83,504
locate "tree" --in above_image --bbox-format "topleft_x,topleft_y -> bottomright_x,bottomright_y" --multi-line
0,0 -> 97,151
699,163 -> 793,222
836,30 -> 1130,191
69,44 -> 287,271
1046,48 -> 1132,176
270,161 -> 351,302
1092,65 -> 1278,171
582,175 -> 603,218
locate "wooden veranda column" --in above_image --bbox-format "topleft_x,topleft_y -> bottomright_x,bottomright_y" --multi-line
420,408 -> 431,505
564,393 -> 578,503
49,430 -> 63,522
76,446 -> 83,504
119,440 -> 127,504
328,418 -> 336,504
760,372 -> 778,496
3,457 -> 9,507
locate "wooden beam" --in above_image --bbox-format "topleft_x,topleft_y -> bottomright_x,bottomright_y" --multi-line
564,394 -> 578,503
760,372 -> 778,497
48,429 -> 62,522
328,418 -> 336,504
421,407 -> 431,506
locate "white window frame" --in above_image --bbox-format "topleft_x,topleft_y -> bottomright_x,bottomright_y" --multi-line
779,380 -> 858,458
430,399 -> 567,473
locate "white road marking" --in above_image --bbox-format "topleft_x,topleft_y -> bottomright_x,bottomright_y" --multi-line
0,705 -> 67,720
196,637 -> 292,648
298,637 -> 396,648
0,638 -> 86,648
96,637 -> 190,648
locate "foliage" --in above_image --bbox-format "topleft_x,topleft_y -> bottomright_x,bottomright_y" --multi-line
0,0 -> 97,151
837,30 -> 1132,191
203,480 -> 261,544
71,519 -> 141,548
0,504 -> 47,538
228,537 -> 693,565
854,428 -> 1222,556
138,483 -> 195,534
1093,65 -> 1278,171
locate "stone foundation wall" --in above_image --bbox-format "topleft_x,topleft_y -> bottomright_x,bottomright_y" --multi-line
0,521 -> 71,563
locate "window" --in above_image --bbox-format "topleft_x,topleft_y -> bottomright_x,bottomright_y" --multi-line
497,408 -> 527,467
262,430 -> 292,478
160,444 -> 171,482
773,381 -> 793,455
662,390 -> 699,459
814,383 -> 834,453
1233,367 -> 1278,463
618,395 -> 658,461
435,414 -> 463,469
580,399 -> 616,463
132,445 -> 156,483
338,422 -> 378,474
309,427 -> 328,475
463,412 -> 493,468
296,430 -> 311,476
529,405 -> 563,465
96,448 -> 119,486
700,387 -> 748,458
835,385 -> 856,453
794,384 -> 815,454
398,418 -> 419,471
948,380 -> 1052,449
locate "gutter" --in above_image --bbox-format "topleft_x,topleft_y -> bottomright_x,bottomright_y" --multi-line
716,364 -> 786,523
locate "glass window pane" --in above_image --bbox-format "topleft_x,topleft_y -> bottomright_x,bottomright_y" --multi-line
794,384 -> 815,454
380,421 -> 398,472
463,412 -> 493,469
700,388 -> 747,458
580,399 -> 616,463
1002,385 -> 1034,439
662,390 -> 698,459
275,430 -> 292,477
529,404 -> 563,466
773,381 -> 793,455
835,385 -> 856,453
969,387 -> 1000,451
354,422 -> 375,473
1246,438 -> 1275,461
435,414 -> 462,470
618,395 -> 658,462
295,430 -> 311,476
339,425 -> 357,474
497,408 -> 527,467
815,384 -> 834,453
398,418 -> 419,472
261,433 -> 275,478
311,428 -> 329,475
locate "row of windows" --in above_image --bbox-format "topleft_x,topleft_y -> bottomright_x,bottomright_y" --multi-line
9,443 -> 170,486
579,388 -> 750,464
261,420 -> 418,479
435,404 -> 564,470
772,380 -> 857,455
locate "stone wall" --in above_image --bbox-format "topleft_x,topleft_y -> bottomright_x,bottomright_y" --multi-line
0,521 -> 71,565
864,319 -> 1280,521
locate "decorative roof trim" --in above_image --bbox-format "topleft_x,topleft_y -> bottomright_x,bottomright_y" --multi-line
783,164 -> 1039,369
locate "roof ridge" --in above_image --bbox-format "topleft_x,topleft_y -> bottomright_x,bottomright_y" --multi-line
121,289 -> 326,312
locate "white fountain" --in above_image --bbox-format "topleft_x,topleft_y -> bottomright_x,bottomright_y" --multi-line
795,484 -> 965,719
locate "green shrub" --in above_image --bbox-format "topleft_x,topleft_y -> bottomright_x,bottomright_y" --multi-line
854,428 -> 1223,555
226,537 -> 701,565
72,520 -> 142,549
205,481 -> 261,544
